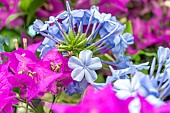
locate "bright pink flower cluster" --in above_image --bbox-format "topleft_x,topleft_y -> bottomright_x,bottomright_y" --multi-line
0,43 -> 73,112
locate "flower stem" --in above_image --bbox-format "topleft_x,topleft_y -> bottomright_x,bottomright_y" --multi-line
49,87 -> 63,113
26,100 -> 29,113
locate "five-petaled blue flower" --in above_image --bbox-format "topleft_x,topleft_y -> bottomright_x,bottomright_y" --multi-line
68,50 -> 102,83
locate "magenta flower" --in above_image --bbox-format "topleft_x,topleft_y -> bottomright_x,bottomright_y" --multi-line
8,73 -> 38,101
41,47 -> 73,94
125,1 -> 170,53
0,0 -> 23,29
4,47 -> 72,96
3,48 -> 38,74
98,0 -> 130,15
3,48 -> 71,99
139,95 -> 170,113
0,63 -> 15,113
36,0 -> 65,18
51,85 -> 131,113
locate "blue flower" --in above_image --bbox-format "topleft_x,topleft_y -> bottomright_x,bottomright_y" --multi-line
33,19 -> 49,32
28,25 -> 37,37
65,78 -> 88,96
106,62 -> 149,83
113,72 -> 157,99
157,46 -> 170,64
68,50 -> 102,83
110,33 -> 134,58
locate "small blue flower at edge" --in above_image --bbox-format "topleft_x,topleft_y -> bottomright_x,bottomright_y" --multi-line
68,50 -> 102,83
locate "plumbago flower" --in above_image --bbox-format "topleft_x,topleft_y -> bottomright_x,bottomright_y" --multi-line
104,46 -> 170,102
68,50 -> 102,83
31,1 -> 134,64
65,78 -> 88,96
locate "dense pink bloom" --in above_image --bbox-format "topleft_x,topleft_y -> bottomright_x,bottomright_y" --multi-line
36,0 -> 65,18
75,0 -> 91,9
0,63 -> 15,113
98,0 -> 130,15
3,48 -> 38,74
76,0 -> 129,15
0,0 -> 23,29
2,47 -> 72,99
139,95 -> 170,113
41,47 -> 73,94
126,1 -> 170,53
51,85 -> 130,113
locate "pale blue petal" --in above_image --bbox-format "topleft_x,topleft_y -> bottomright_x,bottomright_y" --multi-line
140,76 -> 159,97
68,56 -> 83,69
134,62 -> 150,70
84,68 -> 98,83
91,83 -> 106,90
116,90 -> 132,99
128,98 -> 141,113
131,72 -> 145,91
114,79 -> 130,90
122,33 -> 134,45
87,57 -> 102,70
40,24 -> 48,31
39,45 -> 53,59
71,67 -> 84,81
71,10 -> 85,18
79,50 -> 92,65
146,95 -> 165,107
165,58 -> 170,69
28,25 -> 37,37
157,46 -> 170,64
150,57 -> 156,77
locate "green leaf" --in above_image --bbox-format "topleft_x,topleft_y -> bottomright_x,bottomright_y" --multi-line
85,43 -> 96,50
68,29 -> 75,43
99,54 -> 114,62
73,33 -> 81,44
36,102 -> 45,113
123,21 -> 133,34
6,13 -> 24,24
12,87 -> 20,95
58,45 -> 69,50
19,0 -> 32,11
76,39 -> 88,47
0,29 -> 20,51
95,74 -> 105,83
138,50 -> 157,57
103,54 -> 114,62
26,0 -> 46,26
76,34 -> 86,44
31,99 -> 45,113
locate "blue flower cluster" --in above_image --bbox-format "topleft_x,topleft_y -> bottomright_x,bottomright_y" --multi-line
30,1 -> 133,64
105,46 -> 170,102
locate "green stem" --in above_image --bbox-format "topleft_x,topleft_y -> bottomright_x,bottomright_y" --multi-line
49,87 -> 63,113
26,100 -> 29,113
16,98 -> 39,113
55,87 -> 63,102
49,95 -> 56,113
